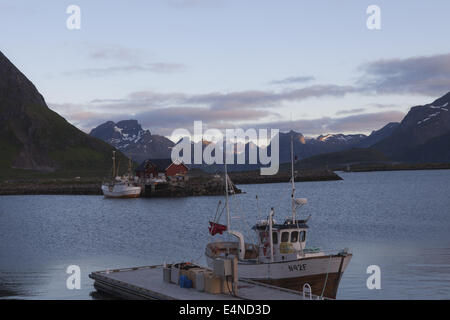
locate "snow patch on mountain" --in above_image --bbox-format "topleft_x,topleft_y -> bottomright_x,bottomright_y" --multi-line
110,125 -> 148,149
429,103 -> 448,111
317,133 -> 366,143
417,104 -> 448,125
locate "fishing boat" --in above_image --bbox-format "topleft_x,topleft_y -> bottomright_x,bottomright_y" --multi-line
101,151 -> 141,198
205,136 -> 352,299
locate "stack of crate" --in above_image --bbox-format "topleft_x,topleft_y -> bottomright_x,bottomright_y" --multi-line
162,259 -> 237,295
204,271 -> 222,294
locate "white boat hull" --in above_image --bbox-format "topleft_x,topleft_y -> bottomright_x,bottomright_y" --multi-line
206,252 -> 352,298
101,184 -> 141,198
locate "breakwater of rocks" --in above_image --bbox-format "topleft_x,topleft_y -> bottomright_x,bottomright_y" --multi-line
0,181 -> 103,196
0,169 -> 341,197
229,169 -> 342,184
0,177 -> 240,197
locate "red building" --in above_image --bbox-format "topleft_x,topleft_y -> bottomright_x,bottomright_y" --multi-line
136,159 -> 188,179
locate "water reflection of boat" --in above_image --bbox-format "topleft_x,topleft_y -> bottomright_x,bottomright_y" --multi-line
101,151 -> 141,199
205,136 -> 352,299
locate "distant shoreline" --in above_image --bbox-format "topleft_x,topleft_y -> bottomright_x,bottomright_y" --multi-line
332,162 -> 450,173
228,169 -> 342,185
3,165 -> 448,196
0,169 -> 342,196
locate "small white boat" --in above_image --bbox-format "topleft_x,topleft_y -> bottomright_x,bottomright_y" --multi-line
101,179 -> 141,198
102,152 -> 142,198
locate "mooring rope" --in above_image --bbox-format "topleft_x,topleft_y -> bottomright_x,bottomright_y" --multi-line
320,254 -> 333,298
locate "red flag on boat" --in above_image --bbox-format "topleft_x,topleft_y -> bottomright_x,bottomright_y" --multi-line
209,221 -> 227,235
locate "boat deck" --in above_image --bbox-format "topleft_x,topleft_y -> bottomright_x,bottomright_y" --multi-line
89,265 -> 325,300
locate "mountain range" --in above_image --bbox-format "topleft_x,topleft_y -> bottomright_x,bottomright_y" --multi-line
88,119 -> 399,167
1,49 -> 449,179
89,120 -> 175,163
297,93 -> 450,168
373,93 -> 450,162
0,51 -> 128,179
89,121 -> 374,164
90,91 -> 450,170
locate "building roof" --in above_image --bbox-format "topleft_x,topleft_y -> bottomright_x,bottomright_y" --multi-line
136,159 -> 187,172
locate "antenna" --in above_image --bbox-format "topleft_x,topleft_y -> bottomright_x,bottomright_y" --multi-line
291,134 -> 296,222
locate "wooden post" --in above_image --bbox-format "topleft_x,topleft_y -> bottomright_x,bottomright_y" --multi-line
232,256 -> 238,296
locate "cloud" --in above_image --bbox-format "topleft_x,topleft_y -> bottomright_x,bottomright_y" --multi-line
185,84 -> 358,110
88,91 -> 189,113
62,44 -> 186,77
360,53 -> 450,96
83,84 -> 357,113
367,103 -> 400,109
49,102 -> 278,135
54,92 -> 404,137
87,45 -> 144,62
243,111 -> 405,136
270,76 -> 315,85
324,111 -> 404,134
335,108 -> 366,115
135,107 -> 276,133
55,52 -> 450,135
63,63 -> 185,77
50,80 -> 399,136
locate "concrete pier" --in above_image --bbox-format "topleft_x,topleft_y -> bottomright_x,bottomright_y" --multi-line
89,265 -> 326,300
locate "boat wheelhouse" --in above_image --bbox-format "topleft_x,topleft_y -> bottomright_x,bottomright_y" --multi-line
252,215 -> 320,263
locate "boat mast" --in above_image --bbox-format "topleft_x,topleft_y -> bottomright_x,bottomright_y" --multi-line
112,151 -> 116,179
225,162 -> 231,231
128,158 -> 132,179
224,162 -> 246,260
291,134 -> 296,221
269,208 -> 274,262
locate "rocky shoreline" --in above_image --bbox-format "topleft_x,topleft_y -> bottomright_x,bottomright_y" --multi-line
142,177 -> 242,198
0,181 -> 103,196
229,169 -> 342,184
339,162 -> 450,172
0,169 -> 341,197
0,178 -> 239,197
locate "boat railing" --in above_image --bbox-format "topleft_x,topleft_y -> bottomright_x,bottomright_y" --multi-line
274,247 -> 349,258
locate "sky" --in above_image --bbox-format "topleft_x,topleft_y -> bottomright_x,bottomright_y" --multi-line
1,0 -> 450,140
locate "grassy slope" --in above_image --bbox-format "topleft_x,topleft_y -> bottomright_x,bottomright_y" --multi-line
0,104 -> 130,180
0,51 -> 133,181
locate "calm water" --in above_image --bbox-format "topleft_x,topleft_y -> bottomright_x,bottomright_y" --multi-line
1,170 -> 450,299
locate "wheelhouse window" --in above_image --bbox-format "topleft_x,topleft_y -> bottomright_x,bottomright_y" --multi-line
281,232 -> 289,243
299,231 -> 306,242
272,232 -> 278,244
290,231 -> 298,242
